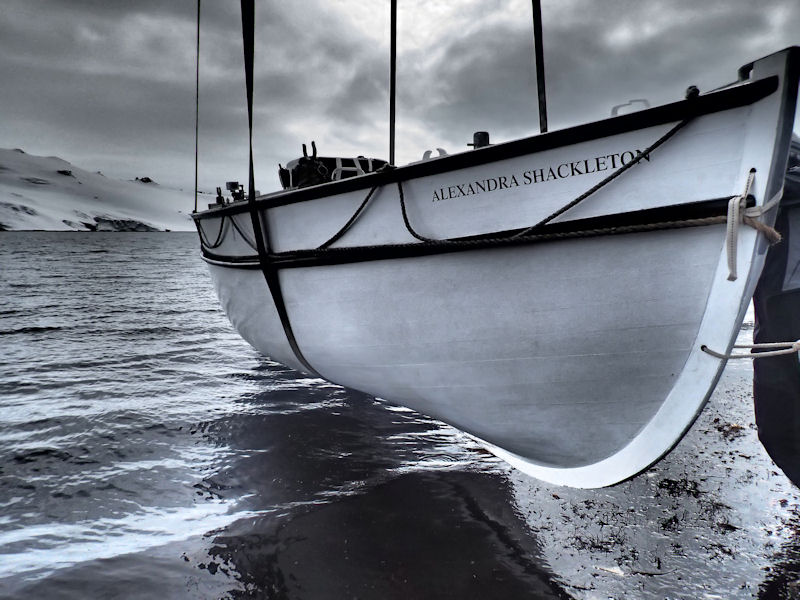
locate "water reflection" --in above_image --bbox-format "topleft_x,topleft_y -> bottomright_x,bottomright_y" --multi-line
192,364 -> 569,599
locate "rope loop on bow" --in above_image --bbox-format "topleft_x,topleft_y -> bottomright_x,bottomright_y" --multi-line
725,169 -> 783,281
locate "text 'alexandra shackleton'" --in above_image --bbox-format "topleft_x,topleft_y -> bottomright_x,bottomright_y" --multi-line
432,149 -> 651,202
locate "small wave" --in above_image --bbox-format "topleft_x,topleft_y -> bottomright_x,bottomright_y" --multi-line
0,501 -> 257,580
0,326 -> 62,336
12,447 -> 73,464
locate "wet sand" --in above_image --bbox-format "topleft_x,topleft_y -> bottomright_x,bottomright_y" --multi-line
507,360 -> 800,599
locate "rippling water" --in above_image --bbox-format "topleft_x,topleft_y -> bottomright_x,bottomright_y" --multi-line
1,232 -> 800,599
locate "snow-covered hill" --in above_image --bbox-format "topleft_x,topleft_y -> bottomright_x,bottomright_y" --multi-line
0,149 -> 200,231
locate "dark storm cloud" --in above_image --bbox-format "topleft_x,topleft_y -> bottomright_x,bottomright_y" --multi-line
0,1 -> 223,187
537,0 -> 796,125
397,0 -> 800,156
0,1 -> 384,190
0,1 -> 798,192
400,20 -> 540,146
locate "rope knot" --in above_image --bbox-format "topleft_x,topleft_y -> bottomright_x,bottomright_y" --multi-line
725,169 -> 783,281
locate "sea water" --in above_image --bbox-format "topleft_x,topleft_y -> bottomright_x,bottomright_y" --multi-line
1,232 -> 799,599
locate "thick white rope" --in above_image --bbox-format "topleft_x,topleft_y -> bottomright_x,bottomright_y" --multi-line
725,169 -> 783,281
702,170 -> 791,360
701,340 -> 800,360
726,169 -> 755,281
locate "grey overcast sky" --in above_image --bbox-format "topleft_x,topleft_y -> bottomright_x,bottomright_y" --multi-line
1,1 -> 799,194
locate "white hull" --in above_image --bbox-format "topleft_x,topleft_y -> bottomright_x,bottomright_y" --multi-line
197,48 -> 800,487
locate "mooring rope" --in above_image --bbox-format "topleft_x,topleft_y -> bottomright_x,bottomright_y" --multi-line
701,340 -> 800,360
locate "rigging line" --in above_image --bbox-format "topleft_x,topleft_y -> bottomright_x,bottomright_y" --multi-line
317,185 -> 379,250
531,0 -> 547,133
511,115 -> 692,239
239,0 -> 321,378
389,0 -> 397,165
194,0 -> 200,213
397,181 -> 435,242
242,0 -> 255,212
198,215 -> 227,249
393,117 -> 693,245
264,213 -> 732,269
228,215 -> 258,250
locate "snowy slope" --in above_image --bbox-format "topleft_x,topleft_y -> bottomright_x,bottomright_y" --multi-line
0,149 -> 199,231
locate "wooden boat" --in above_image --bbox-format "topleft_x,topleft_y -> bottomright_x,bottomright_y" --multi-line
192,3 -> 799,487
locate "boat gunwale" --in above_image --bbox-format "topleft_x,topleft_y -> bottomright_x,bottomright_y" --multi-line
194,72 -> 781,220
198,195 -> 747,269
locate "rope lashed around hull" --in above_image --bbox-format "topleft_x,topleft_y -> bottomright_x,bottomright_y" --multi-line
704,173 -> 796,361
725,168 -> 783,281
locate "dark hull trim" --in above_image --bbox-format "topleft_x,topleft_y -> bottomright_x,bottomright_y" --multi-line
194,73 -> 779,219
200,196 -> 742,270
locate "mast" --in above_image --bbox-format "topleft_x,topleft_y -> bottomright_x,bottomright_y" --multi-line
193,0 -> 201,212
531,0 -> 547,133
389,0 -> 397,165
